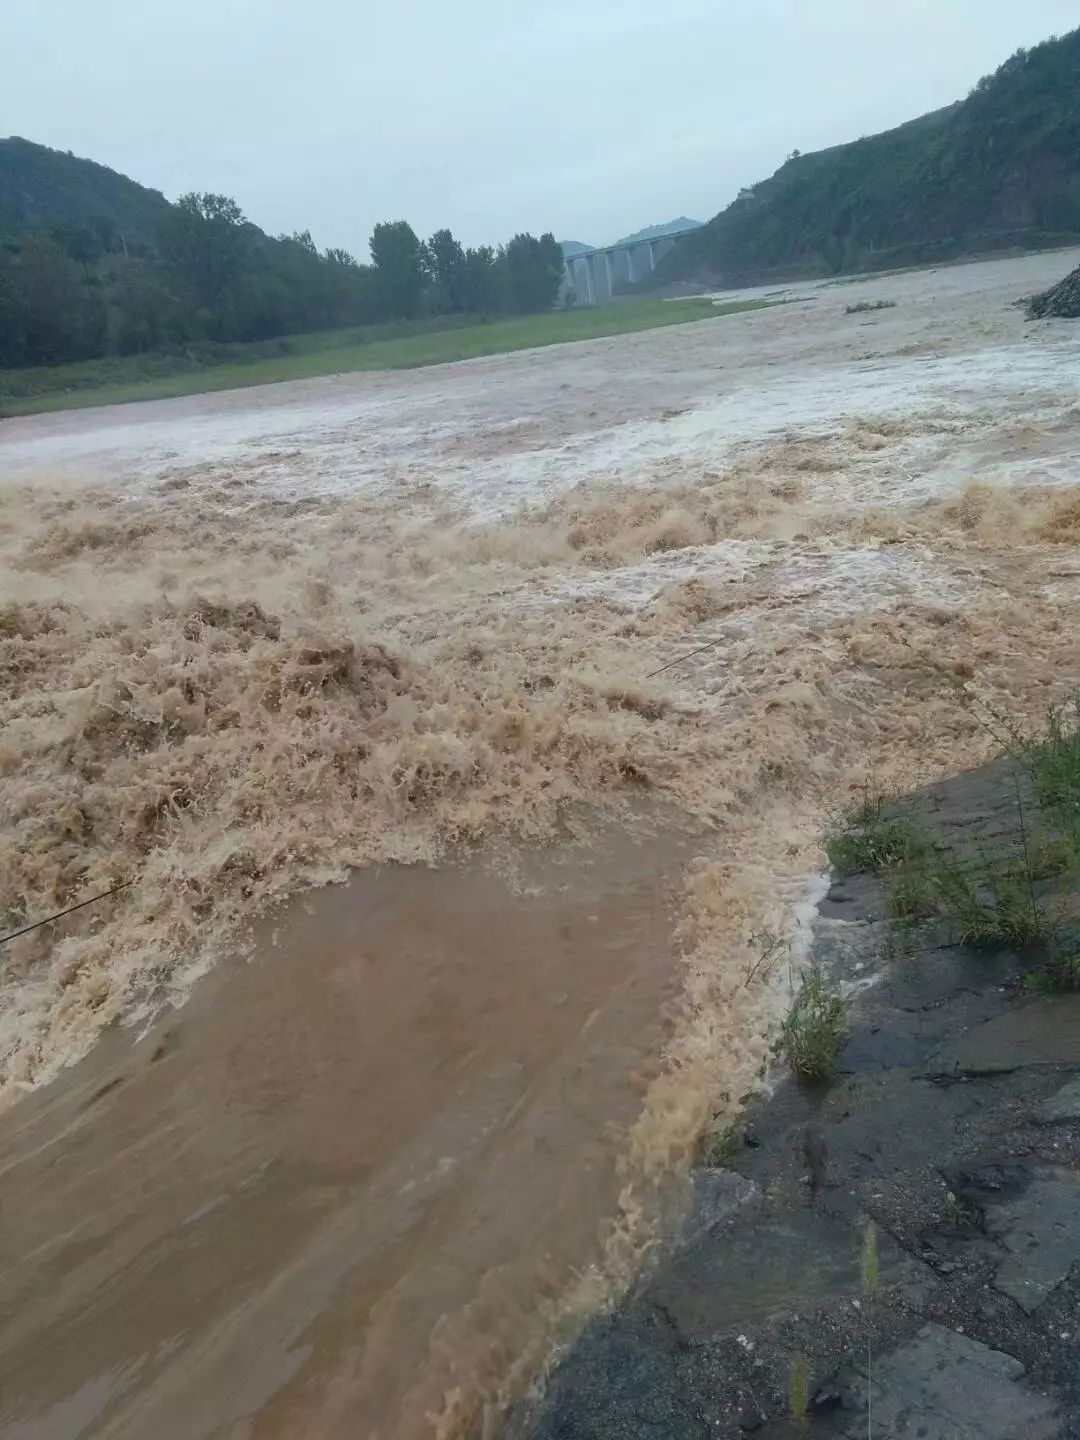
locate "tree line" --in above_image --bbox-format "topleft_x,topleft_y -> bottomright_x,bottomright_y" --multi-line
0,194 -> 567,369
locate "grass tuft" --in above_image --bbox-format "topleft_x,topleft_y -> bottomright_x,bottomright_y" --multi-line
824,800 -> 932,877
1026,932 -> 1080,993
1023,693 -> 1080,814
887,844 -> 1046,949
788,1352 -> 809,1421
782,969 -> 847,1081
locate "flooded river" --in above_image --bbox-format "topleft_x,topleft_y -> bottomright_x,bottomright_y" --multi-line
2,247 -> 1080,1435
0,828 -> 691,1438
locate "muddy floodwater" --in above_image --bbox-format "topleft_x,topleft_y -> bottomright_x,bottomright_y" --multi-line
2,248 -> 1080,1436
0,829 -> 690,1438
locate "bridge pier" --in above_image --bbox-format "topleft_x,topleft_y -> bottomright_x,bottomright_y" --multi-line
561,224 -> 701,305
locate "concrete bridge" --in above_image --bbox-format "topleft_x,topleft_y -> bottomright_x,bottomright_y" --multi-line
563,222 -> 702,305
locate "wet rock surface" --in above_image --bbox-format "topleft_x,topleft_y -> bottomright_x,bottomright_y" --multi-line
1029,264 -> 1080,320
525,760 -> 1080,1439
837,1324 -> 1061,1439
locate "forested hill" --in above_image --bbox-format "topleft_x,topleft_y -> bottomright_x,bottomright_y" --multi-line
0,141 -> 566,371
654,26 -> 1080,287
0,138 -> 170,251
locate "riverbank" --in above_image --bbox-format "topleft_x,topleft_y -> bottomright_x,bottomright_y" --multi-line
0,297 -> 762,417
527,754 -> 1080,1438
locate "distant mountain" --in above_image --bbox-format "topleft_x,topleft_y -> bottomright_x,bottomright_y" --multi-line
0,137 -> 170,251
652,26 -> 1080,287
615,217 -> 702,246
560,240 -> 593,258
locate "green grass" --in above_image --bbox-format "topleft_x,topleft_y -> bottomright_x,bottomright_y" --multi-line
1022,694 -> 1080,814
923,853 -> 1046,948
823,696 -> 1080,994
0,298 -> 770,418
824,799 -> 933,878
782,969 -> 847,1081
883,819 -> 1050,950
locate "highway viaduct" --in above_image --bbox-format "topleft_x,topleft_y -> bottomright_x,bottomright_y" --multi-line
563,222 -> 701,305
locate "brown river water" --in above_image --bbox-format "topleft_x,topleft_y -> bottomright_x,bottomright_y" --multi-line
2,248 -> 1080,1436
0,828 -> 690,1438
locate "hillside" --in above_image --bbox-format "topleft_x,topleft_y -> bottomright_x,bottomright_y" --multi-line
0,137 -> 170,252
0,144 -> 569,373
616,217 -> 702,246
654,27 -> 1080,286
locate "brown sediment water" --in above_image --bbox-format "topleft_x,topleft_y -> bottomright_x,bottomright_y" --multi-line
0,826 -> 692,1439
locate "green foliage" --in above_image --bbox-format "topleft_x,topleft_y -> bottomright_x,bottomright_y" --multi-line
497,231 -> 565,314
0,141 -> 594,371
701,1121 -> 742,1166
886,869 -> 934,920
425,227 -> 467,312
1022,694 -> 1080,813
1027,938 -> 1080,994
889,843 -> 1045,948
877,697 -> 1080,963
652,27 -> 1080,285
0,137 -> 169,250
370,220 -> 428,319
782,969 -> 847,1081
824,802 -> 932,877
158,193 -> 250,329
948,866 -> 1044,947
846,300 -> 897,314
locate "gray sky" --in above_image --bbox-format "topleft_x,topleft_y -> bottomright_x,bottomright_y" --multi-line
3,0 -> 1076,254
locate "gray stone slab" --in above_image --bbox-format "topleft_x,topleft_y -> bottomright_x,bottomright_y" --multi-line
928,996 -> 1080,1076
681,1168 -> 757,1245
840,1324 -> 1060,1439
1035,1076 -> 1080,1124
645,1205 -> 928,1339
986,1167 -> 1080,1313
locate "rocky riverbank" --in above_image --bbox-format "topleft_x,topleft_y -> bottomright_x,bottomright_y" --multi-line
1028,262 -> 1080,319
526,758 -> 1080,1439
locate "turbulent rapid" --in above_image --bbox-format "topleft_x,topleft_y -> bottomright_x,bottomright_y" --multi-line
1,247 -> 1079,1438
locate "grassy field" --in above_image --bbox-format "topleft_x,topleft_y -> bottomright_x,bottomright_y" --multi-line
0,298 -> 770,418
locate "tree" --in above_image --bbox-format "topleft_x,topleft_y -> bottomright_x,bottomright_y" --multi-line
158,193 -> 249,331
0,248 -> 28,365
425,228 -> 467,311
460,245 -> 498,313
369,220 -> 427,318
50,222 -> 103,264
0,139 -> 573,365
18,232 -> 104,363
103,256 -> 197,354
498,231 -> 564,313
88,213 -> 120,254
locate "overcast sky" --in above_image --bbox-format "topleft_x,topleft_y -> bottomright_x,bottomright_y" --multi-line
3,1 -> 1076,254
